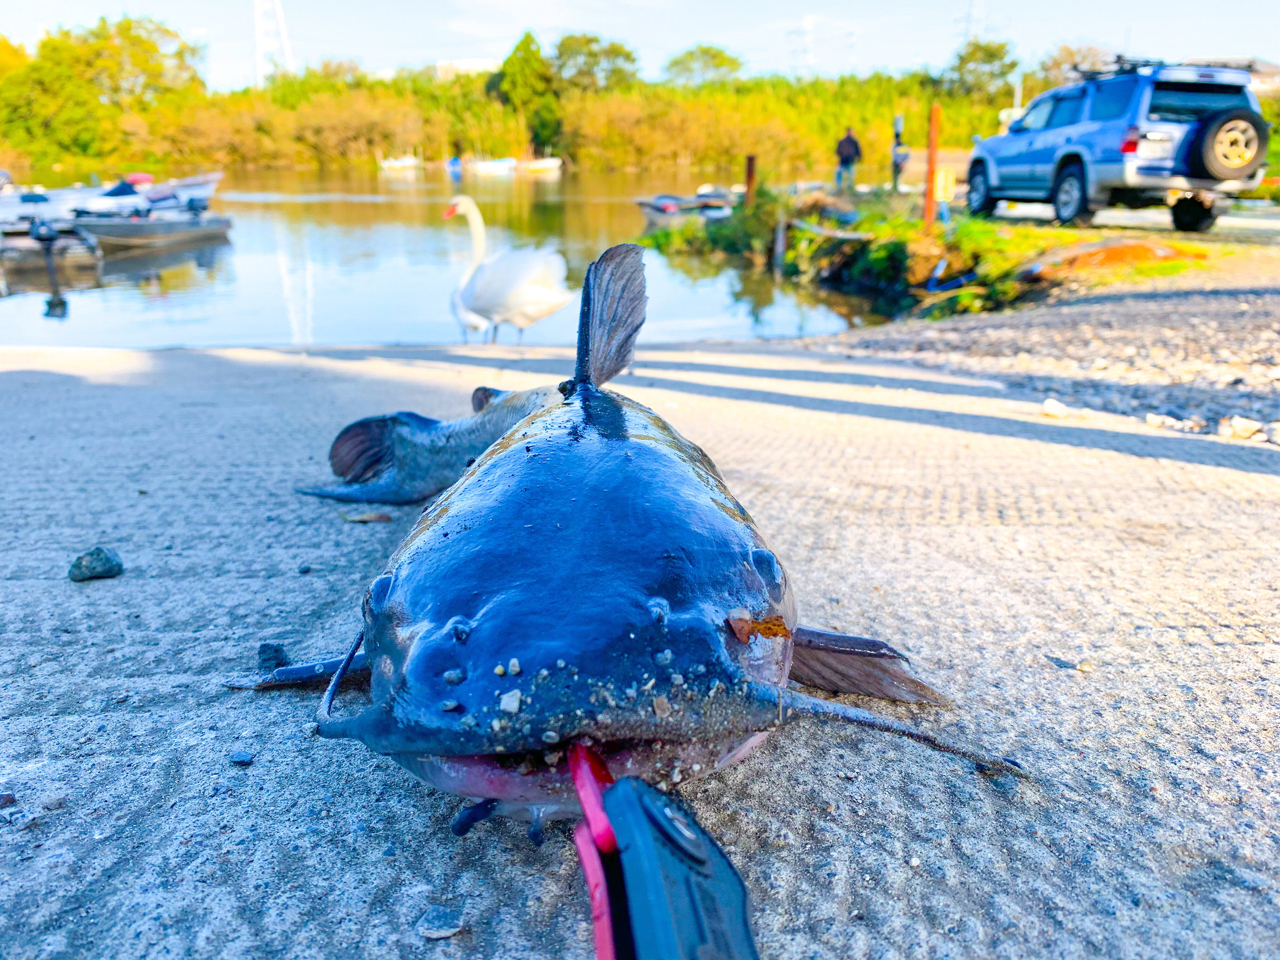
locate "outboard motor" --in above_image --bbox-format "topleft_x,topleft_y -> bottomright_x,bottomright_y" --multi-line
29,219 -> 67,319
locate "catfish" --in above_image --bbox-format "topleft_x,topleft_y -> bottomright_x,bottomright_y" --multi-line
256,244 -> 1024,843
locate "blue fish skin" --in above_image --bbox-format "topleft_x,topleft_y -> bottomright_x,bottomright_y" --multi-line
322,382 -> 794,760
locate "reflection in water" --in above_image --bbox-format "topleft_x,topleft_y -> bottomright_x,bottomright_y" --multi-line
0,171 -> 859,349
275,221 -> 315,347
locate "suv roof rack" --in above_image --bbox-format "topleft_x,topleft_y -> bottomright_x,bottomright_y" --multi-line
1070,56 -> 1166,81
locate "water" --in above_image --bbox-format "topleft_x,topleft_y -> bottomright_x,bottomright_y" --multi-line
0,171 -> 858,349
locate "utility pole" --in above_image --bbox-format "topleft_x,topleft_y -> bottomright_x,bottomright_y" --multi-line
255,0 -> 296,86
745,156 -> 757,206
923,103 -> 940,228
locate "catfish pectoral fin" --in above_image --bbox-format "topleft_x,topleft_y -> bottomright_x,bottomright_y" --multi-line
295,471 -> 429,504
755,684 -> 1027,779
225,653 -> 370,690
790,627 -> 951,707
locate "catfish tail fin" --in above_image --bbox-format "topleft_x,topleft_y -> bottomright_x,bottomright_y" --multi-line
572,243 -> 647,389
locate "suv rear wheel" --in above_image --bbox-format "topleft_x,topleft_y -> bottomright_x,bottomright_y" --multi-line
967,163 -> 996,217
1052,163 -> 1092,226
1193,109 -> 1269,181
1171,197 -> 1218,232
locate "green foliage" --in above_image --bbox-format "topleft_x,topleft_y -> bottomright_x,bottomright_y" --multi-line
945,39 -> 1018,102
664,46 -> 743,87
0,17 -> 202,164
3,17 -> 1173,179
494,32 -> 560,149
552,35 -> 638,92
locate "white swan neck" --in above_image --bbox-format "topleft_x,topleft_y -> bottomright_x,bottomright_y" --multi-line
461,200 -> 486,270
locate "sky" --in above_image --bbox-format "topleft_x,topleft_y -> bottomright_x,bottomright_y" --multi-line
12,0 -> 1280,91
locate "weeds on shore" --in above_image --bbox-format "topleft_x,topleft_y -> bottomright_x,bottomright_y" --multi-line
640,194 -> 1207,320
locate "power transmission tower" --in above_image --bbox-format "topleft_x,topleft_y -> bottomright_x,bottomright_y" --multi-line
254,0 -> 296,86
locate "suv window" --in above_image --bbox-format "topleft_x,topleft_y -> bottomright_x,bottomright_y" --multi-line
1048,94 -> 1084,128
1020,98 -> 1054,131
1090,75 -> 1138,121
1148,82 -> 1250,121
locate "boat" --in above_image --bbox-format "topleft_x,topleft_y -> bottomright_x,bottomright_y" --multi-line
73,209 -> 232,253
635,185 -> 740,230
468,157 -> 518,177
379,155 -> 420,172
0,172 -> 223,220
522,157 -> 563,176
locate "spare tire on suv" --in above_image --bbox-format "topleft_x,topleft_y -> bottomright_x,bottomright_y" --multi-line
1192,109 -> 1270,181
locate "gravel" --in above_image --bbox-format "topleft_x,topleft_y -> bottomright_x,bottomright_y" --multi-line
813,256 -> 1280,442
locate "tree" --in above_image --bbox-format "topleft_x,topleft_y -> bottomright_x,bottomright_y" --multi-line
553,34 -> 638,92
0,36 -> 28,82
944,39 -> 1018,100
664,45 -> 743,86
0,17 -> 203,161
492,32 -> 561,150
1039,45 -> 1114,86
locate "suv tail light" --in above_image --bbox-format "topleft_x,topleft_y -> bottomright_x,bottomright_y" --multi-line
1120,126 -> 1140,154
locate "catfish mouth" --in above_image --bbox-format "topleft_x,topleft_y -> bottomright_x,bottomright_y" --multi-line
394,731 -> 770,819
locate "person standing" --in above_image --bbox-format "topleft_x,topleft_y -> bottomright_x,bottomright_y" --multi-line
835,127 -> 863,191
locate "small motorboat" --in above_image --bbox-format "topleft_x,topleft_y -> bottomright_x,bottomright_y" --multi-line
468,157 -> 518,177
635,184 -> 740,230
522,157 -> 563,176
73,204 -> 232,253
379,155 -> 419,172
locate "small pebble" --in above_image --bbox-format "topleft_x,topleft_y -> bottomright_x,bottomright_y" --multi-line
0,793 -> 16,809
499,690 -> 522,714
652,696 -> 672,719
440,700 -> 460,712
909,857 -> 920,867
298,564 -> 312,574
541,730 -> 560,743
1076,660 -> 1096,673
508,658 -> 521,675
68,547 -> 124,582
42,796 -> 67,811
382,843 -> 396,857
229,750 -> 255,766
443,669 -> 465,685
414,904 -> 463,941
257,643 -> 289,672
654,649 -> 673,666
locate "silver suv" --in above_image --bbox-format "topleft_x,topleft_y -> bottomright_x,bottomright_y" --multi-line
967,60 -> 1270,231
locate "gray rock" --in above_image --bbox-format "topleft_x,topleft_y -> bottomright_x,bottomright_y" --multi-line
68,546 -> 124,582
414,903 -> 464,941
0,792 -> 15,809
257,643 -> 289,672
229,751 -> 254,766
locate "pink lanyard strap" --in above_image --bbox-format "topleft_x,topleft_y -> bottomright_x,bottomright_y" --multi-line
569,743 -> 620,960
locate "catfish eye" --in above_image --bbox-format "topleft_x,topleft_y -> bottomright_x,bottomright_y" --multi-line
366,574 -> 393,618
751,549 -> 784,603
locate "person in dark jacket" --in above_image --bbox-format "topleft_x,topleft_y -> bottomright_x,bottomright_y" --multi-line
835,128 -> 862,191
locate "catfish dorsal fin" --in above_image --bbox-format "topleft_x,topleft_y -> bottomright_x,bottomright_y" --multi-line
572,243 -> 646,389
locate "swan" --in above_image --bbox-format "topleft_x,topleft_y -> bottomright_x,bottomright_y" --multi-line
443,194 -> 575,344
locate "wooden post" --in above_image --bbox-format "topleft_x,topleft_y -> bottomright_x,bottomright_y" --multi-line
745,155 -> 757,206
923,103 -> 940,228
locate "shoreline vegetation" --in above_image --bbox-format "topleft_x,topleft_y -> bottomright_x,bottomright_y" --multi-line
640,188 -> 1216,320
8,18 -> 1275,184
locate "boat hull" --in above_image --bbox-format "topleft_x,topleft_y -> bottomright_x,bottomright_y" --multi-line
75,215 -> 232,252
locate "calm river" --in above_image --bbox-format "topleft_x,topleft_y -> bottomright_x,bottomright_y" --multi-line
0,170 -> 857,349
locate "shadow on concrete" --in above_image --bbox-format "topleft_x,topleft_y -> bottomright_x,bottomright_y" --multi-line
607,372 -> 1280,475
300,345 -> 1279,476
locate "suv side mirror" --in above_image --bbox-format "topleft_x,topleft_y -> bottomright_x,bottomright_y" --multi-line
1008,118 -> 1027,133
